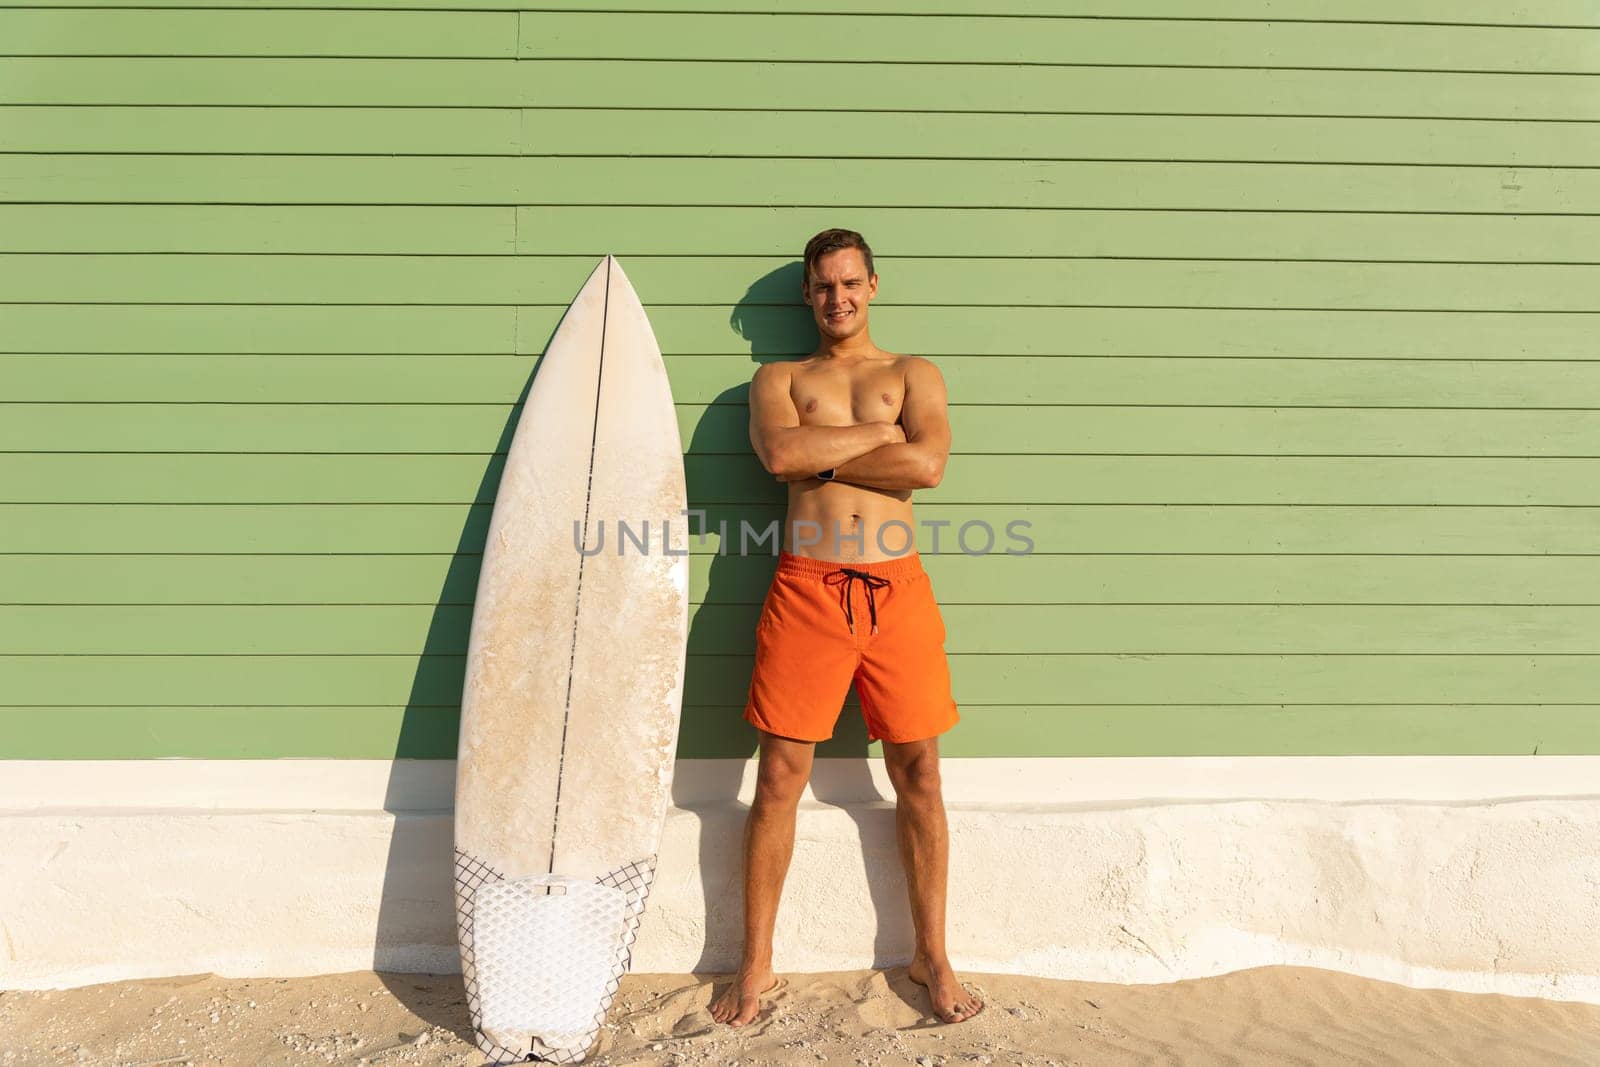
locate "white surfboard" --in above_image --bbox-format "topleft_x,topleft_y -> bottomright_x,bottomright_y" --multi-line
453,256 -> 689,1064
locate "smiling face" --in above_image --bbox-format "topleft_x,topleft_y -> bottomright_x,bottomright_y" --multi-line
802,247 -> 878,343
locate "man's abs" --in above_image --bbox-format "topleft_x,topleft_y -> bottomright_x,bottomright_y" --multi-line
782,481 -> 916,562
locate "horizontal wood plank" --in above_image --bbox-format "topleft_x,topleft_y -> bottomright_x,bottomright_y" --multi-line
7,9 -> 1598,70
0,204 -> 516,254
7,403 -> 1600,457
2,156 -> 1590,211
0,106 -> 520,155
1,652 -> 1594,706
4,503 -> 1593,555
6,552 -> 1600,607
5,307 -> 1600,358
9,354 -> 1600,406
523,62 -> 1600,119
522,12 -> 1600,73
4,453 -> 1600,505
4,204 -> 1598,261
2,703 -> 1594,760
5,255 -> 1600,310
5,603 -> 1599,656
6,59 -> 1600,119
0,9 -> 512,57
7,108 -> 1600,167
3,2 -> 1597,27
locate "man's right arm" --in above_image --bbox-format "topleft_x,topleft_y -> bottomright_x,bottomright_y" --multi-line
748,363 -> 899,477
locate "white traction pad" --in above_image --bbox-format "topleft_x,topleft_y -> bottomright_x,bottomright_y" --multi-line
474,876 -> 631,1056
455,850 -> 657,1064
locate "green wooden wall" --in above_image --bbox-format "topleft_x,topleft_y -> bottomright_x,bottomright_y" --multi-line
3,2 -> 1598,759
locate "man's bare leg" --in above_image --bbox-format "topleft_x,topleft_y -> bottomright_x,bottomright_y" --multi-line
882,737 -> 983,1023
709,731 -> 814,1026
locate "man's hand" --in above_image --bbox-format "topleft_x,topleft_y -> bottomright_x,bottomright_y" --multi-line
776,424 -> 905,481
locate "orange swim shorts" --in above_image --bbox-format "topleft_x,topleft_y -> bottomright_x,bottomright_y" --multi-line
744,551 -> 960,744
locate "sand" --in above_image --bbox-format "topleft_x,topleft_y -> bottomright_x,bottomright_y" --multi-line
2,966 -> 1597,1066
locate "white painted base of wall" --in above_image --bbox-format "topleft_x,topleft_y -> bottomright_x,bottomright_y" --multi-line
3,759 -> 1598,1004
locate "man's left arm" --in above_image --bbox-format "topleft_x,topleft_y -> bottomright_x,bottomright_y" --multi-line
784,358 -> 951,491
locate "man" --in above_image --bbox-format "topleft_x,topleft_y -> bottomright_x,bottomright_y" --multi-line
709,229 -> 983,1027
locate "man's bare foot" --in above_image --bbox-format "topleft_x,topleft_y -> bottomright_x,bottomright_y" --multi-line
708,968 -> 778,1027
908,955 -> 984,1024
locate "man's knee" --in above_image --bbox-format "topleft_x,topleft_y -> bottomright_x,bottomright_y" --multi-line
753,773 -> 806,812
885,743 -> 942,801
753,746 -> 812,810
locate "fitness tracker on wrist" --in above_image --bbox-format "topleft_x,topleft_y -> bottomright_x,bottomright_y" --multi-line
816,468 -> 836,482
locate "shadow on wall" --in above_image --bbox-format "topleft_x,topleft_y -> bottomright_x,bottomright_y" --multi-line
368,331 -> 548,1039
365,257 -> 912,1037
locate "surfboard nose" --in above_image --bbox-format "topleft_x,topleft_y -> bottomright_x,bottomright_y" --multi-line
603,254 -> 638,297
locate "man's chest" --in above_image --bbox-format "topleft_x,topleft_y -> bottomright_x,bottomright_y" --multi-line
791,367 -> 905,426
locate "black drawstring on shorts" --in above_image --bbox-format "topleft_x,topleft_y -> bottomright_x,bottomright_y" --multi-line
824,568 -> 890,635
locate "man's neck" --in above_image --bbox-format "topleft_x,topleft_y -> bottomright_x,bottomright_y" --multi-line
815,329 -> 878,362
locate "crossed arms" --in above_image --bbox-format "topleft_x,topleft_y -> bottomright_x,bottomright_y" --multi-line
747,358 -> 952,492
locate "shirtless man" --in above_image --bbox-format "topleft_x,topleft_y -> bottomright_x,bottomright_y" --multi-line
708,229 -> 983,1028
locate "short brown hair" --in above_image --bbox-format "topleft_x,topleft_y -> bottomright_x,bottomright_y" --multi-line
803,228 -> 875,283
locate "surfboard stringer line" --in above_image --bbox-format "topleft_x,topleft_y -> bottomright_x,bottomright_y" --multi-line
547,256 -> 612,880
